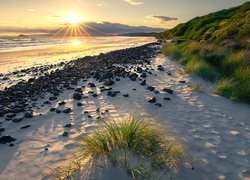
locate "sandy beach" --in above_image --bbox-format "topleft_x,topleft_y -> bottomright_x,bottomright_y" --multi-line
0,43 -> 249,180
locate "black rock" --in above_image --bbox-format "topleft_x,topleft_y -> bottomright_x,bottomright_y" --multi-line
107,91 -> 116,97
64,123 -> 72,128
147,86 -> 155,91
88,115 -> 92,118
140,80 -> 146,86
12,118 -> 23,123
155,103 -> 162,107
49,97 -> 57,101
123,94 -> 129,97
148,97 -> 156,103
24,113 -> 33,118
58,101 -> 66,105
163,97 -> 171,101
0,128 -> 5,132
163,88 -> 173,94
56,109 -> 61,113
154,90 -> 160,94
62,132 -> 68,137
7,113 -> 16,118
140,72 -> 147,78
84,111 -> 89,114
63,108 -> 72,114
129,73 -> 138,81
77,102 -> 83,106
88,83 -> 96,87
21,125 -> 31,129
0,135 -> 16,144
103,79 -> 115,86
92,93 -> 98,97
73,93 -> 82,100
132,88 -> 137,91
179,80 -> 186,83
50,108 -> 56,112
9,143 -> 14,147
115,78 -> 121,81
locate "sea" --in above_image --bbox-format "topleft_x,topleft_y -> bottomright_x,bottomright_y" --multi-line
0,36 -> 155,73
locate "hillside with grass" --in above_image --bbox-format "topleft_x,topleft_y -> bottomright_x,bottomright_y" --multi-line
157,2 -> 250,48
157,2 -> 250,103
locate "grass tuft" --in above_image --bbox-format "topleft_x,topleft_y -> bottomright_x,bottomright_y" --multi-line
49,116 -> 184,179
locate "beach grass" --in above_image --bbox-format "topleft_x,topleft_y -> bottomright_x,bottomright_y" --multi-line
162,41 -> 250,102
49,116 -> 184,179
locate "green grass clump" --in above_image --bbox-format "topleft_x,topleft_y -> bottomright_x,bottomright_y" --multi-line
49,116 -> 184,179
185,58 -> 217,81
162,41 -> 250,103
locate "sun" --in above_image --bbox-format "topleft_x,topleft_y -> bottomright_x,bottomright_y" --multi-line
63,14 -> 81,25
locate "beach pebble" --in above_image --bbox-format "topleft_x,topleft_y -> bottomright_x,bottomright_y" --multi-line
0,135 -> 16,144
62,132 -> 68,137
64,123 -> 72,128
148,97 -> 156,103
140,80 -> 146,86
63,108 -> 72,114
20,125 -> 31,129
0,128 -> 5,132
163,88 -> 174,94
73,93 -> 82,100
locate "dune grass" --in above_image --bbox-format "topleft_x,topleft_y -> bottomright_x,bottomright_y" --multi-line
49,116 -> 184,179
162,41 -> 250,103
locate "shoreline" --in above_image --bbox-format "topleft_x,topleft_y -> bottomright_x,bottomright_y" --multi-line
0,42 -> 250,180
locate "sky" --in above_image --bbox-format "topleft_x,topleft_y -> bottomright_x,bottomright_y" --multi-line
0,0 -> 248,35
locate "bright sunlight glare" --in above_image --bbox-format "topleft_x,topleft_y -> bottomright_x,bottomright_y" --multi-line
72,40 -> 81,46
63,14 -> 81,25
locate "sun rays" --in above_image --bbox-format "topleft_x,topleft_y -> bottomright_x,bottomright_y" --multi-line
51,13 -> 105,46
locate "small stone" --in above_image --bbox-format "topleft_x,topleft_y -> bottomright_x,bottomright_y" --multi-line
163,88 -> 173,94
9,143 -> 14,147
0,128 -> 5,132
50,108 -> 56,112
147,86 -> 155,91
140,80 -> 146,86
12,118 -> 23,123
64,123 -> 72,128
155,103 -> 162,107
88,83 -> 96,87
103,80 -> 115,86
49,97 -> 57,101
56,109 -> 61,113
92,93 -> 98,97
163,97 -> 171,101
0,135 -> 16,144
62,132 -> 68,137
58,101 -> 66,105
77,102 -> 83,106
148,97 -> 156,103
63,108 -> 72,114
179,80 -> 186,83
123,94 -> 129,97
20,125 -> 31,129
24,113 -> 33,118
73,93 -> 82,100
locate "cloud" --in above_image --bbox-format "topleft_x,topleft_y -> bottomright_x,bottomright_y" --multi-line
147,15 -> 178,22
0,22 -> 165,36
124,0 -> 143,5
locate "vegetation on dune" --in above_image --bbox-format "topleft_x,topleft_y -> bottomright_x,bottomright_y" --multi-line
162,41 -> 250,102
158,2 -> 250,103
49,116 -> 185,179
156,2 -> 250,49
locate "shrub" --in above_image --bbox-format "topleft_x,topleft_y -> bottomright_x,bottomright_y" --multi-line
49,116 -> 184,179
186,59 -> 217,81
